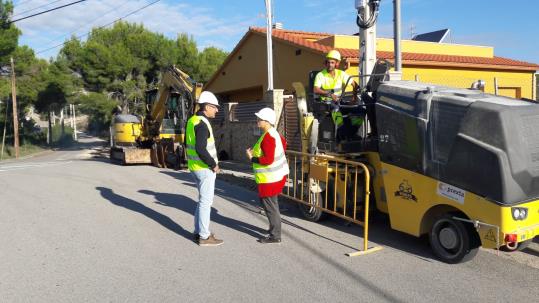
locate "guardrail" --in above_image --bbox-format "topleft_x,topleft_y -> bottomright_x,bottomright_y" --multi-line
282,150 -> 382,257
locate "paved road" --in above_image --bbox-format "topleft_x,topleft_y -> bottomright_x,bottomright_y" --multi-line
1,136 -> 538,303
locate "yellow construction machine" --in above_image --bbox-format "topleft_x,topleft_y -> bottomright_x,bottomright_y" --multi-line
286,0 -> 539,263
110,66 -> 202,168
109,114 -> 147,165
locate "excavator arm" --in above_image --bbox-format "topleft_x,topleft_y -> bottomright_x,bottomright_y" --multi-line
143,66 -> 202,139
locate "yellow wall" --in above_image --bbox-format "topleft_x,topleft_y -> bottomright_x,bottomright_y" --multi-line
207,33 -> 536,101
319,35 -> 494,58
206,33 -> 325,100
402,67 -> 534,99
206,34 -> 268,101
345,65 -> 535,99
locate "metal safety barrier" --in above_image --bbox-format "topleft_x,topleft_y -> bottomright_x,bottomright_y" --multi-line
282,150 -> 382,257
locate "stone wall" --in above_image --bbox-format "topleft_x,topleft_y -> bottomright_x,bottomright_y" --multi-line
211,89 -> 288,163
213,120 -> 261,163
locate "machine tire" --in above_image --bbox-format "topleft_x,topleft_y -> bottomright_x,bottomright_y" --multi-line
429,215 -> 479,264
299,190 -> 327,222
298,175 -> 336,222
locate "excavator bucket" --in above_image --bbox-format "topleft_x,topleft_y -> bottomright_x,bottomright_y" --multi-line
123,148 -> 152,164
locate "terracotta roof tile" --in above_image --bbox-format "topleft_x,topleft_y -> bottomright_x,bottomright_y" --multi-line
250,27 -> 539,70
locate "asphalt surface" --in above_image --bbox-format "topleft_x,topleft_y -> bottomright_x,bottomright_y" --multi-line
0,135 -> 538,303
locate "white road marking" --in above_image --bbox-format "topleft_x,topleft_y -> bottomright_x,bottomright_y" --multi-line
0,161 -> 73,172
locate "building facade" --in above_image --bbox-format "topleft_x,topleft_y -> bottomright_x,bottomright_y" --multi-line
205,27 -> 539,101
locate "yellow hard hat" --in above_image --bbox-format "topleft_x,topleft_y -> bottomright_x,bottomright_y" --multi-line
326,50 -> 341,61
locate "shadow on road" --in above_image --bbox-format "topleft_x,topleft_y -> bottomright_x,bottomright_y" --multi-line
158,171 -> 406,302
160,169 -> 435,261
97,172 -> 406,302
96,186 -> 193,241
521,237 -> 539,257
55,133 -> 107,152
96,185 -> 266,241
138,189 -> 267,239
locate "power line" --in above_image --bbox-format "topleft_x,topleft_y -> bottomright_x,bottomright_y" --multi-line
36,0 -> 162,55
13,0 -> 36,8
9,0 -> 87,24
13,0 -> 64,18
40,0 -> 133,49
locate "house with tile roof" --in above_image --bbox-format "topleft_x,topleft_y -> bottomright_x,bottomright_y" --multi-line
204,27 -> 538,102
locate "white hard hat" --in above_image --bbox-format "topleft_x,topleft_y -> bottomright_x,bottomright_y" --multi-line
255,107 -> 276,125
198,91 -> 219,107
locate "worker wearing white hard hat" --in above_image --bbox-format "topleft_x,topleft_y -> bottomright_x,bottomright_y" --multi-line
185,90 -> 223,246
197,91 -> 220,107
246,107 -> 290,244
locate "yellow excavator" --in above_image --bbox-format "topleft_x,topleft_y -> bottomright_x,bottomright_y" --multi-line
110,66 -> 202,168
288,0 -> 539,263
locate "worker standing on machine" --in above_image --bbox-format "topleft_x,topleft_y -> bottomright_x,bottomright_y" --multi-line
313,50 -> 363,141
186,91 -> 223,247
246,108 -> 289,244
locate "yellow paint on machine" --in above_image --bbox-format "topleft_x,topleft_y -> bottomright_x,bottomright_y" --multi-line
113,122 -> 141,144
379,163 -> 539,249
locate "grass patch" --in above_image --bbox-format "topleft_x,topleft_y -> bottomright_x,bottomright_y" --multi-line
0,143 -> 46,161
49,124 -> 75,147
0,124 -> 77,161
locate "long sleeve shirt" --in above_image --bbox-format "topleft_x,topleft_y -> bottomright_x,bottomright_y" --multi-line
251,131 -> 287,198
194,111 -> 217,170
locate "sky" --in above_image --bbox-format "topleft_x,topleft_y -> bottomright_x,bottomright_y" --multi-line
12,0 -> 539,65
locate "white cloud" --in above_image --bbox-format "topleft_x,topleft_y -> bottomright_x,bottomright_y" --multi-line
15,0 -> 257,58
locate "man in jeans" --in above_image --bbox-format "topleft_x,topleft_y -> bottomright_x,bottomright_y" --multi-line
185,91 -> 223,246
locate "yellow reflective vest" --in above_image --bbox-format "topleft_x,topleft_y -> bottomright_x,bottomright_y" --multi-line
186,115 -> 218,171
252,127 -> 290,184
313,69 -> 351,101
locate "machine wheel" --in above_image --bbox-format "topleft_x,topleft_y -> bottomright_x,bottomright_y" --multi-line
299,189 -> 327,222
293,163 -> 325,221
298,175 -> 337,222
429,215 -> 479,264
501,239 -> 532,252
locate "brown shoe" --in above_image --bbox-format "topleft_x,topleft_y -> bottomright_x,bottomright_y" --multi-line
198,234 -> 224,246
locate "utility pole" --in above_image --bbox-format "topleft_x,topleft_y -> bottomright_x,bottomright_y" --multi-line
70,104 -> 74,128
73,104 -> 77,141
357,0 -> 378,89
264,0 -> 274,91
393,0 -> 402,73
391,0 -> 402,80
10,57 -> 19,159
1,99 -> 7,160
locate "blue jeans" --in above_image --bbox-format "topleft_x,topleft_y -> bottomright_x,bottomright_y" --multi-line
191,169 -> 216,239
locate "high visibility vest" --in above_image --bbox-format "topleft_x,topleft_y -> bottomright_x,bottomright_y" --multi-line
314,69 -> 350,101
252,128 -> 290,184
186,115 -> 218,171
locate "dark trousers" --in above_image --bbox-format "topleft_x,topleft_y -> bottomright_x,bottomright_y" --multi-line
260,195 -> 281,239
